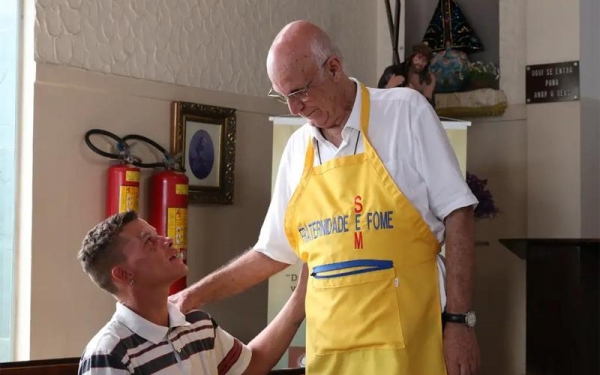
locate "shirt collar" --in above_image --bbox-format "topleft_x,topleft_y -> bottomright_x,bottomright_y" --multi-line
114,302 -> 189,344
309,77 -> 363,141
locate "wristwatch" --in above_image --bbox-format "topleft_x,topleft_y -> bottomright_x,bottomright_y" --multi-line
442,311 -> 477,328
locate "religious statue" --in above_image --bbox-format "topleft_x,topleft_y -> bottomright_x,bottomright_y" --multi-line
406,43 -> 436,107
422,0 -> 483,54
422,0 -> 484,93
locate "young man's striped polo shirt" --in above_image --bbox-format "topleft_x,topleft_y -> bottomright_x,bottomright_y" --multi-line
78,302 -> 251,375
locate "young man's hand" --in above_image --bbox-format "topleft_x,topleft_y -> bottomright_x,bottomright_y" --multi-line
295,263 -> 308,295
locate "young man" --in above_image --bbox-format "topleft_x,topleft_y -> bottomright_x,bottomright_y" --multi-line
77,210 -> 306,375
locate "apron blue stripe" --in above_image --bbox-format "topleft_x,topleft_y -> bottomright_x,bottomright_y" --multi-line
311,259 -> 393,279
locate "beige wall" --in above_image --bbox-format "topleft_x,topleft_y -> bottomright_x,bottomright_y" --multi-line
466,1 -> 530,358
525,0 -> 599,239
579,0 -> 600,238
526,0 -> 580,64
526,0 -> 584,238
475,1 -> 599,375
470,2 -> 528,374
499,0 -> 526,104
25,63 -> 283,359
527,103 -> 583,236
468,115 -> 527,375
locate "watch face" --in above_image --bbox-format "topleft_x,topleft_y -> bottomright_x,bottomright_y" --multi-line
465,312 -> 477,327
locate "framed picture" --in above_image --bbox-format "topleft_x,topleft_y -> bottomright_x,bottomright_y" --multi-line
171,101 -> 237,205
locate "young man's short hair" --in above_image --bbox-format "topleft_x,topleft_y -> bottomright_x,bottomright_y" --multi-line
78,210 -> 138,294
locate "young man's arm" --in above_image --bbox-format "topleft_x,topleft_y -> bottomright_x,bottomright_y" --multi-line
171,250 -> 289,312
242,263 -> 308,375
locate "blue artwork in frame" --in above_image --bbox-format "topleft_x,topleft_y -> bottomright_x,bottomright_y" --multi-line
171,101 -> 237,205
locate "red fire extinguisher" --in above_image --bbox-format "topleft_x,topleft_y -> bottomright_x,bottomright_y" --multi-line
85,129 -> 140,217
149,169 -> 189,294
123,134 -> 189,295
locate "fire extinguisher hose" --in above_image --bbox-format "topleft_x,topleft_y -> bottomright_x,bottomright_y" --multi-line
121,134 -> 181,171
84,129 -> 134,162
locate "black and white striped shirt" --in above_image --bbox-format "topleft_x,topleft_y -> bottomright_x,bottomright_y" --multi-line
78,302 -> 251,375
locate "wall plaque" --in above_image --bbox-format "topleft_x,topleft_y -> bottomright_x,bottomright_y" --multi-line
526,61 -> 579,104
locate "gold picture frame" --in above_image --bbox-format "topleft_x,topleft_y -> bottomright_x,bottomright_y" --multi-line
171,101 -> 237,205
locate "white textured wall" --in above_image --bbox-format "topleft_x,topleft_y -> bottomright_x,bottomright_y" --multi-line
34,0 -> 378,96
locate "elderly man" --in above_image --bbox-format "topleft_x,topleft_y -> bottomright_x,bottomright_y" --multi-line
77,210 -> 307,375
171,20 -> 480,375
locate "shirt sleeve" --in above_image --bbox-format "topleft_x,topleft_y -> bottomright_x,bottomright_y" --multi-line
411,100 -> 478,220
78,353 -> 130,375
253,136 -> 301,265
213,323 -> 252,375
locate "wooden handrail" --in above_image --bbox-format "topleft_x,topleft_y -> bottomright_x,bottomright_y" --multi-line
0,357 -> 79,375
0,357 -> 305,374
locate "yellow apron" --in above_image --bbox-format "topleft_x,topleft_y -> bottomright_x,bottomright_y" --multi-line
284,84 -> 447,374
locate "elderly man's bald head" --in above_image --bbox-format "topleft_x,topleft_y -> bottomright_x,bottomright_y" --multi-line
266,21 -> 340,93
267,21 -> 334,74
266,21 -> 354,130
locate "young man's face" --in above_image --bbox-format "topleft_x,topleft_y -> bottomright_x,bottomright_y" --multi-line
117,218 -> 187,290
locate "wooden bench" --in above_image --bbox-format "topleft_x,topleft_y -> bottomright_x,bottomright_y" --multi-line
0,357 -> 79,375
0,357 -> 305,374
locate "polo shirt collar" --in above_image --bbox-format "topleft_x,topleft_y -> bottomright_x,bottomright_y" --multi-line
114,301 -> 189,344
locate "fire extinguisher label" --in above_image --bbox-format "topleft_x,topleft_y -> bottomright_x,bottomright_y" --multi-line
175,184 -> 188,195
119,186 -> 139,213
167,208 -> 187,259
125,171 -> 140,182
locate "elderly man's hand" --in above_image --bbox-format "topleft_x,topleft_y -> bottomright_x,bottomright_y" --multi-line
443,323 -> 480,375
168,288 -> 196,313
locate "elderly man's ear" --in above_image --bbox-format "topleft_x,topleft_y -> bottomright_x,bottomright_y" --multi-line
326,57 -> 344,80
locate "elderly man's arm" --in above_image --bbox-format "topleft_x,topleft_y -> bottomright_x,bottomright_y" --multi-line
444,207 -> 475,315
408,92 -> 480,375
243,263 -> 308,375
443,207 -> 480,375
170,250 -> 289,312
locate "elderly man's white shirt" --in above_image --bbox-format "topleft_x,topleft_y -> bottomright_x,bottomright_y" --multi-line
255,79 -> 478,309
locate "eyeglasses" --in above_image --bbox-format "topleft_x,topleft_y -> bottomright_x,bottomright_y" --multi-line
268,57 -> 330,104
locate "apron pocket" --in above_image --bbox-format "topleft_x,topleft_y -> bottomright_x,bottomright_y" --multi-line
308,259 -> 405,354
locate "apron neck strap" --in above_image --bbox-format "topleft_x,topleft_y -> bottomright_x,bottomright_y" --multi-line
303,82 -> 371,172
359,83 -> 371,134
